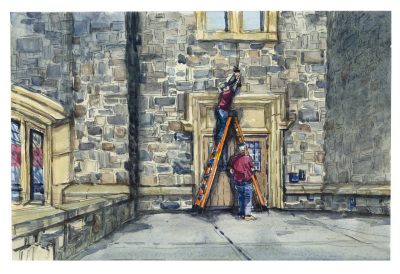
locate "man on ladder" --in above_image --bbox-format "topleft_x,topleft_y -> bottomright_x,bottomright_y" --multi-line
214,66 -> 241,171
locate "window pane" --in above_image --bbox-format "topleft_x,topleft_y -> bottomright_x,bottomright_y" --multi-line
206,11 -> 227,32
243,11 -> 263,31
245,141 -> 261,171
30,130 -> 44,201
11,120 -> 21,201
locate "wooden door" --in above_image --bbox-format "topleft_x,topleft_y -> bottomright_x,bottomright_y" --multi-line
244,136 -> 269,207
200,134 -> 269,208
202,135 -> 235,208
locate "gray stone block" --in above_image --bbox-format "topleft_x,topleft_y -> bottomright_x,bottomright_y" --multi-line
160,201 -> 180,210
288,82 -> 307,98
139,113 -> 154,127
45,31 -> 62,40
161,134 -> 175,143
115,143 -> 127,155
107,116 -> 127,125
31,76 -> 44,86
96,32 -> 109,42
193,80 -> 208,90
90,22 -> 110,32
157,165 -> 173,174
98,109 -> 114,115
316,80 -> 327,89
302,51 -> 324,64
261,55 -> 271,66
16,37 -> 42,53
177,93 -> 185,112
193,69 -> 210,79
33,22 -> 45,34
172,159 -> 192,174
176,81 -> 193,91
46,64 -> 61,78
311,65 -> 326,73
267,66 -> 284,73
299,108 -> 320,122
162,81 -> 169,96
74,20 -> 89,35
79,142 -> 95,150
100,85 -> 120,93
177,54 -> 186,64
87,126 -> 102,135
285,57 -> 297,69
154,97 -> 175,106
26,12 -> 42,19
214,69 -> 227,78
247,66 -> 267,77
174,132 -> 192,142
250,43 -> 264,49
75,174 -> 91,183
116,171 -> 128,184
111,21 -> 125,31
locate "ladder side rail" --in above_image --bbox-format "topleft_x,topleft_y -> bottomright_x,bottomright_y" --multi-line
199,117 -> 232,208
232,117 -> 267,209
195,143 -> 217,202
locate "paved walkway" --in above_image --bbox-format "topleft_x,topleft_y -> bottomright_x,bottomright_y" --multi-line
71,210 -> 390,260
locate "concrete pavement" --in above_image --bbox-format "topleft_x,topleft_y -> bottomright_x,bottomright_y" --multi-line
71,210 -> 390,260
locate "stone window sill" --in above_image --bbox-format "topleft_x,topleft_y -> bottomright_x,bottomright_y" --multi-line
285,183 -> 390,196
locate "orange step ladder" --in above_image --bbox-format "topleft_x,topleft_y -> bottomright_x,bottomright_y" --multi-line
194,113 -> 268,212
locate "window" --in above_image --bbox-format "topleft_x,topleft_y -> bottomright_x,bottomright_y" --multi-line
195,11 -> 277,41
11,120 -> 21,201
205,11 -> 228,32
11,84 -> 72,206
242,11 -> 264,32
245,141 -> 261,171
30,130 -> 44,201
11,117 -> 46,204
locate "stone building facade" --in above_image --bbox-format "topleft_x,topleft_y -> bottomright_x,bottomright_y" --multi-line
10,10 -> 390,260
323,11 -> 391,214
11,12 -> 134,260
11,12 -> 74,114
133,11 -> 329,210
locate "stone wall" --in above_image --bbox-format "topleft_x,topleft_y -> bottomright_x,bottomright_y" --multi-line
323,11 -> 391,214
11,11 -> 390,215
12,195 -> 133,260
11,12 -> 74,114
133,11 -> 327,211
277,12 -> 327,208
11,12 -> 132,199
71,12 -> 131,187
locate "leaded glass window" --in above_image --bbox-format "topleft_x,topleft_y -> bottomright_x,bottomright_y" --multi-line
242,11 -> 264,32
205,11 -> 228,32
11,120 -> 21,201
245,141 -> 261,171
30,130 -> 44,201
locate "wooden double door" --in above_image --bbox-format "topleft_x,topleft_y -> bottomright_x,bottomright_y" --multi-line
201,134 -> 269,208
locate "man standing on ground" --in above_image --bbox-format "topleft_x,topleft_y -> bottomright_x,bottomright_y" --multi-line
214,66 -> 241,170
229,143 -> 256,221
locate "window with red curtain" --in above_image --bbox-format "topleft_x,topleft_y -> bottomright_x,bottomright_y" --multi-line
11,120 -> 21,201
30,130 -> 44,201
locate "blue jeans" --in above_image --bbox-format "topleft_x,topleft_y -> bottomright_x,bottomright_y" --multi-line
215,108 -> 228,140
235,182 -> 253,216
214,107 -> 229,170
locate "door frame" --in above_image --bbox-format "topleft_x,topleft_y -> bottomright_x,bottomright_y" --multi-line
184,93 -> 291,208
